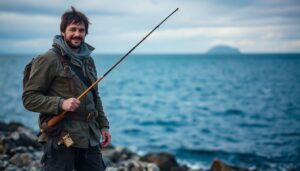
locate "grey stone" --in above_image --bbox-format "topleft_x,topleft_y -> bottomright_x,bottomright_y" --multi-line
210,159 -> 252,171
0,160 -> 9,170
140,152 -> 189,171
9,152 -> 32,167
4,164 -> 22,171
107,159 -> 160,171
9,146 -> 28,155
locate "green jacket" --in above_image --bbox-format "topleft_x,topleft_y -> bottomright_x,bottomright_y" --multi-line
22,44 -> 109,148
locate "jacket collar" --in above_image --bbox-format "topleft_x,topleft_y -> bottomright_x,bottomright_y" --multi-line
52,43 -> 92,68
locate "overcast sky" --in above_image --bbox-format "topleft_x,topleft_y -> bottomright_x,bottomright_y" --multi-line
1,0 -> 300,54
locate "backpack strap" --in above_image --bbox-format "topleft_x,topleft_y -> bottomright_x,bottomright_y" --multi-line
23,58 -> 35,89
51,47 -> 75,95
50,47 -> 99,114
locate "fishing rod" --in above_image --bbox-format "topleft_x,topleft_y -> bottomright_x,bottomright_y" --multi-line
41,8 -> 179,132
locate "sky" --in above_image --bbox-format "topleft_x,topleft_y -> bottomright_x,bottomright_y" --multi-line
1,0 -> 300,54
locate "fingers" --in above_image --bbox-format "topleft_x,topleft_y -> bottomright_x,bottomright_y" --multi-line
62,98 -> 80,112
101,131 -> 111,148
70,98 -> 80,109
101,137 -> 110,147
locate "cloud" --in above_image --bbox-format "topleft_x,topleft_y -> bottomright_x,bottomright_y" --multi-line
0,0 -> 300,53
0,11 -> 58,39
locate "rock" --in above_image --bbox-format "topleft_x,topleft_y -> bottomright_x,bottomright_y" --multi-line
0,121 -> 7,131
32,150 -> 43,159
0,154 -> 9,169
0,154 -> 9,160
106,159 -> 160,171
8,127 -> 40,148
0,143 -> 6,154
17,126 -> 40,147
20,153 -> 33,165
210,159 -> 251,171
0,160 -> 9,170
9,146 -> 28,155
0,121 -> 22,132
0,121 -> 40,153
9,152 -> 33,167
7,122 -> 24,132
4,164 -> 22,171
140,152 -> 189,171
9,131 -> 20,140
102,146 -> 138,164
0,121 -> 225,171
29,161 -> 43,171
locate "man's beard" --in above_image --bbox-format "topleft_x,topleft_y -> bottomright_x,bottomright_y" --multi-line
65,36 -> 83,50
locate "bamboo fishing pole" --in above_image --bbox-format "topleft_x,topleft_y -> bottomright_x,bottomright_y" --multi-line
42,8 -> 179,132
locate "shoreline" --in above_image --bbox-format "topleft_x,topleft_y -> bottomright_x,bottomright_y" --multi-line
0,121 -> 254,171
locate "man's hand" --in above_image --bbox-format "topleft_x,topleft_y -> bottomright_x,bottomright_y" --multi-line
101,130 -> 111,148
61,98 -> 80,112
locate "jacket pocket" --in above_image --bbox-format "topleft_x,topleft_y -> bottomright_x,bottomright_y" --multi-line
57,70 -> 76,95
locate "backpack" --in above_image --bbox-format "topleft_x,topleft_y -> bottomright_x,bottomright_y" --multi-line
22,47 -> 68,136
23,47 -> 99,133
23,58 -> 35,89
22,48 -> 69,90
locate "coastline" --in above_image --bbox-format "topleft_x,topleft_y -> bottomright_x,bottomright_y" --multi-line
0,121 -> 254,171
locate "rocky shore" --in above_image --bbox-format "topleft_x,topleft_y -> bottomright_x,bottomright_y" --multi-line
0,121 -> 252,171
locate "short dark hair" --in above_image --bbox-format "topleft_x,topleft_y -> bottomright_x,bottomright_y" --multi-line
60,6 -> 90,34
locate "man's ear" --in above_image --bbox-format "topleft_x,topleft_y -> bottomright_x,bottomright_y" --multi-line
61,32 -> 65,37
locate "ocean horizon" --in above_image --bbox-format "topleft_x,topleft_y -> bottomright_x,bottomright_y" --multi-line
0,53 -> 299,170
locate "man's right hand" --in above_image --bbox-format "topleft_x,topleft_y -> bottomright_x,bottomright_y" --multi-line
61,98 -> 80,112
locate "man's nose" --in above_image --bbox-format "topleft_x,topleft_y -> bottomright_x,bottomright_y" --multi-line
74,30 -> 81,36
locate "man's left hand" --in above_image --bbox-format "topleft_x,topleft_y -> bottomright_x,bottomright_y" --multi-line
101,130 -> 111,148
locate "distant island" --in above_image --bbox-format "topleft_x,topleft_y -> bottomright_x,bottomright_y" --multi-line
206,45 -> 241,54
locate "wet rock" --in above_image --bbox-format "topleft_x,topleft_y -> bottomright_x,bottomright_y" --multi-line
8,128 -> 40,148
140,152 -> 189,171
9,152 -> 33,167
0,121 -> 45,170
7,122 -> 24,132
0,143 -> 6,154
0,154 -> 9,169
210,159 -> 251,171
9,146 -> 28,155
29,161 -> 43,171
2,121 -> 258,171
4,164 -> 22,171
0,122 -> 22,132
103,146 -> 139,164
106,159 -> 160,171
0,160 -> 9,170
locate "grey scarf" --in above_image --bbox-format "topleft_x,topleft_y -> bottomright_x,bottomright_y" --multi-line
53,35 -> 93,66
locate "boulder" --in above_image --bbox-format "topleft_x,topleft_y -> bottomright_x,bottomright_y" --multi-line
106,159 -> 160,171
210,159 -> 251,171
102,146 -> 139,164
140,152 -> 189,171
9,152 -> 33,167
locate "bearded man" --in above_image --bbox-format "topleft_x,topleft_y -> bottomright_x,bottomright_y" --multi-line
23,6 -> 110,171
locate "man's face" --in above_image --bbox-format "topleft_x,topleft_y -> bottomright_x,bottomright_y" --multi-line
61,22 -> 86,50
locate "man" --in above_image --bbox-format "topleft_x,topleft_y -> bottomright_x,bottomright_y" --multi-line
22,6 -> 111,171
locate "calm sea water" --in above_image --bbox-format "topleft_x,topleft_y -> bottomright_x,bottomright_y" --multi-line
0,54 -> 300,170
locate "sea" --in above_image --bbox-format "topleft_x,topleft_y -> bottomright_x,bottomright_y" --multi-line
0,53 -> 300,171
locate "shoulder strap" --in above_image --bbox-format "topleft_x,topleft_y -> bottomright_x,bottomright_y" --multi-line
51,47 -> 67,68
23,58 -> 35,89
51,47 -> 75,95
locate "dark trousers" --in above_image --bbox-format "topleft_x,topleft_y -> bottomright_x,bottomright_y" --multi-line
42,144 -> 106,171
